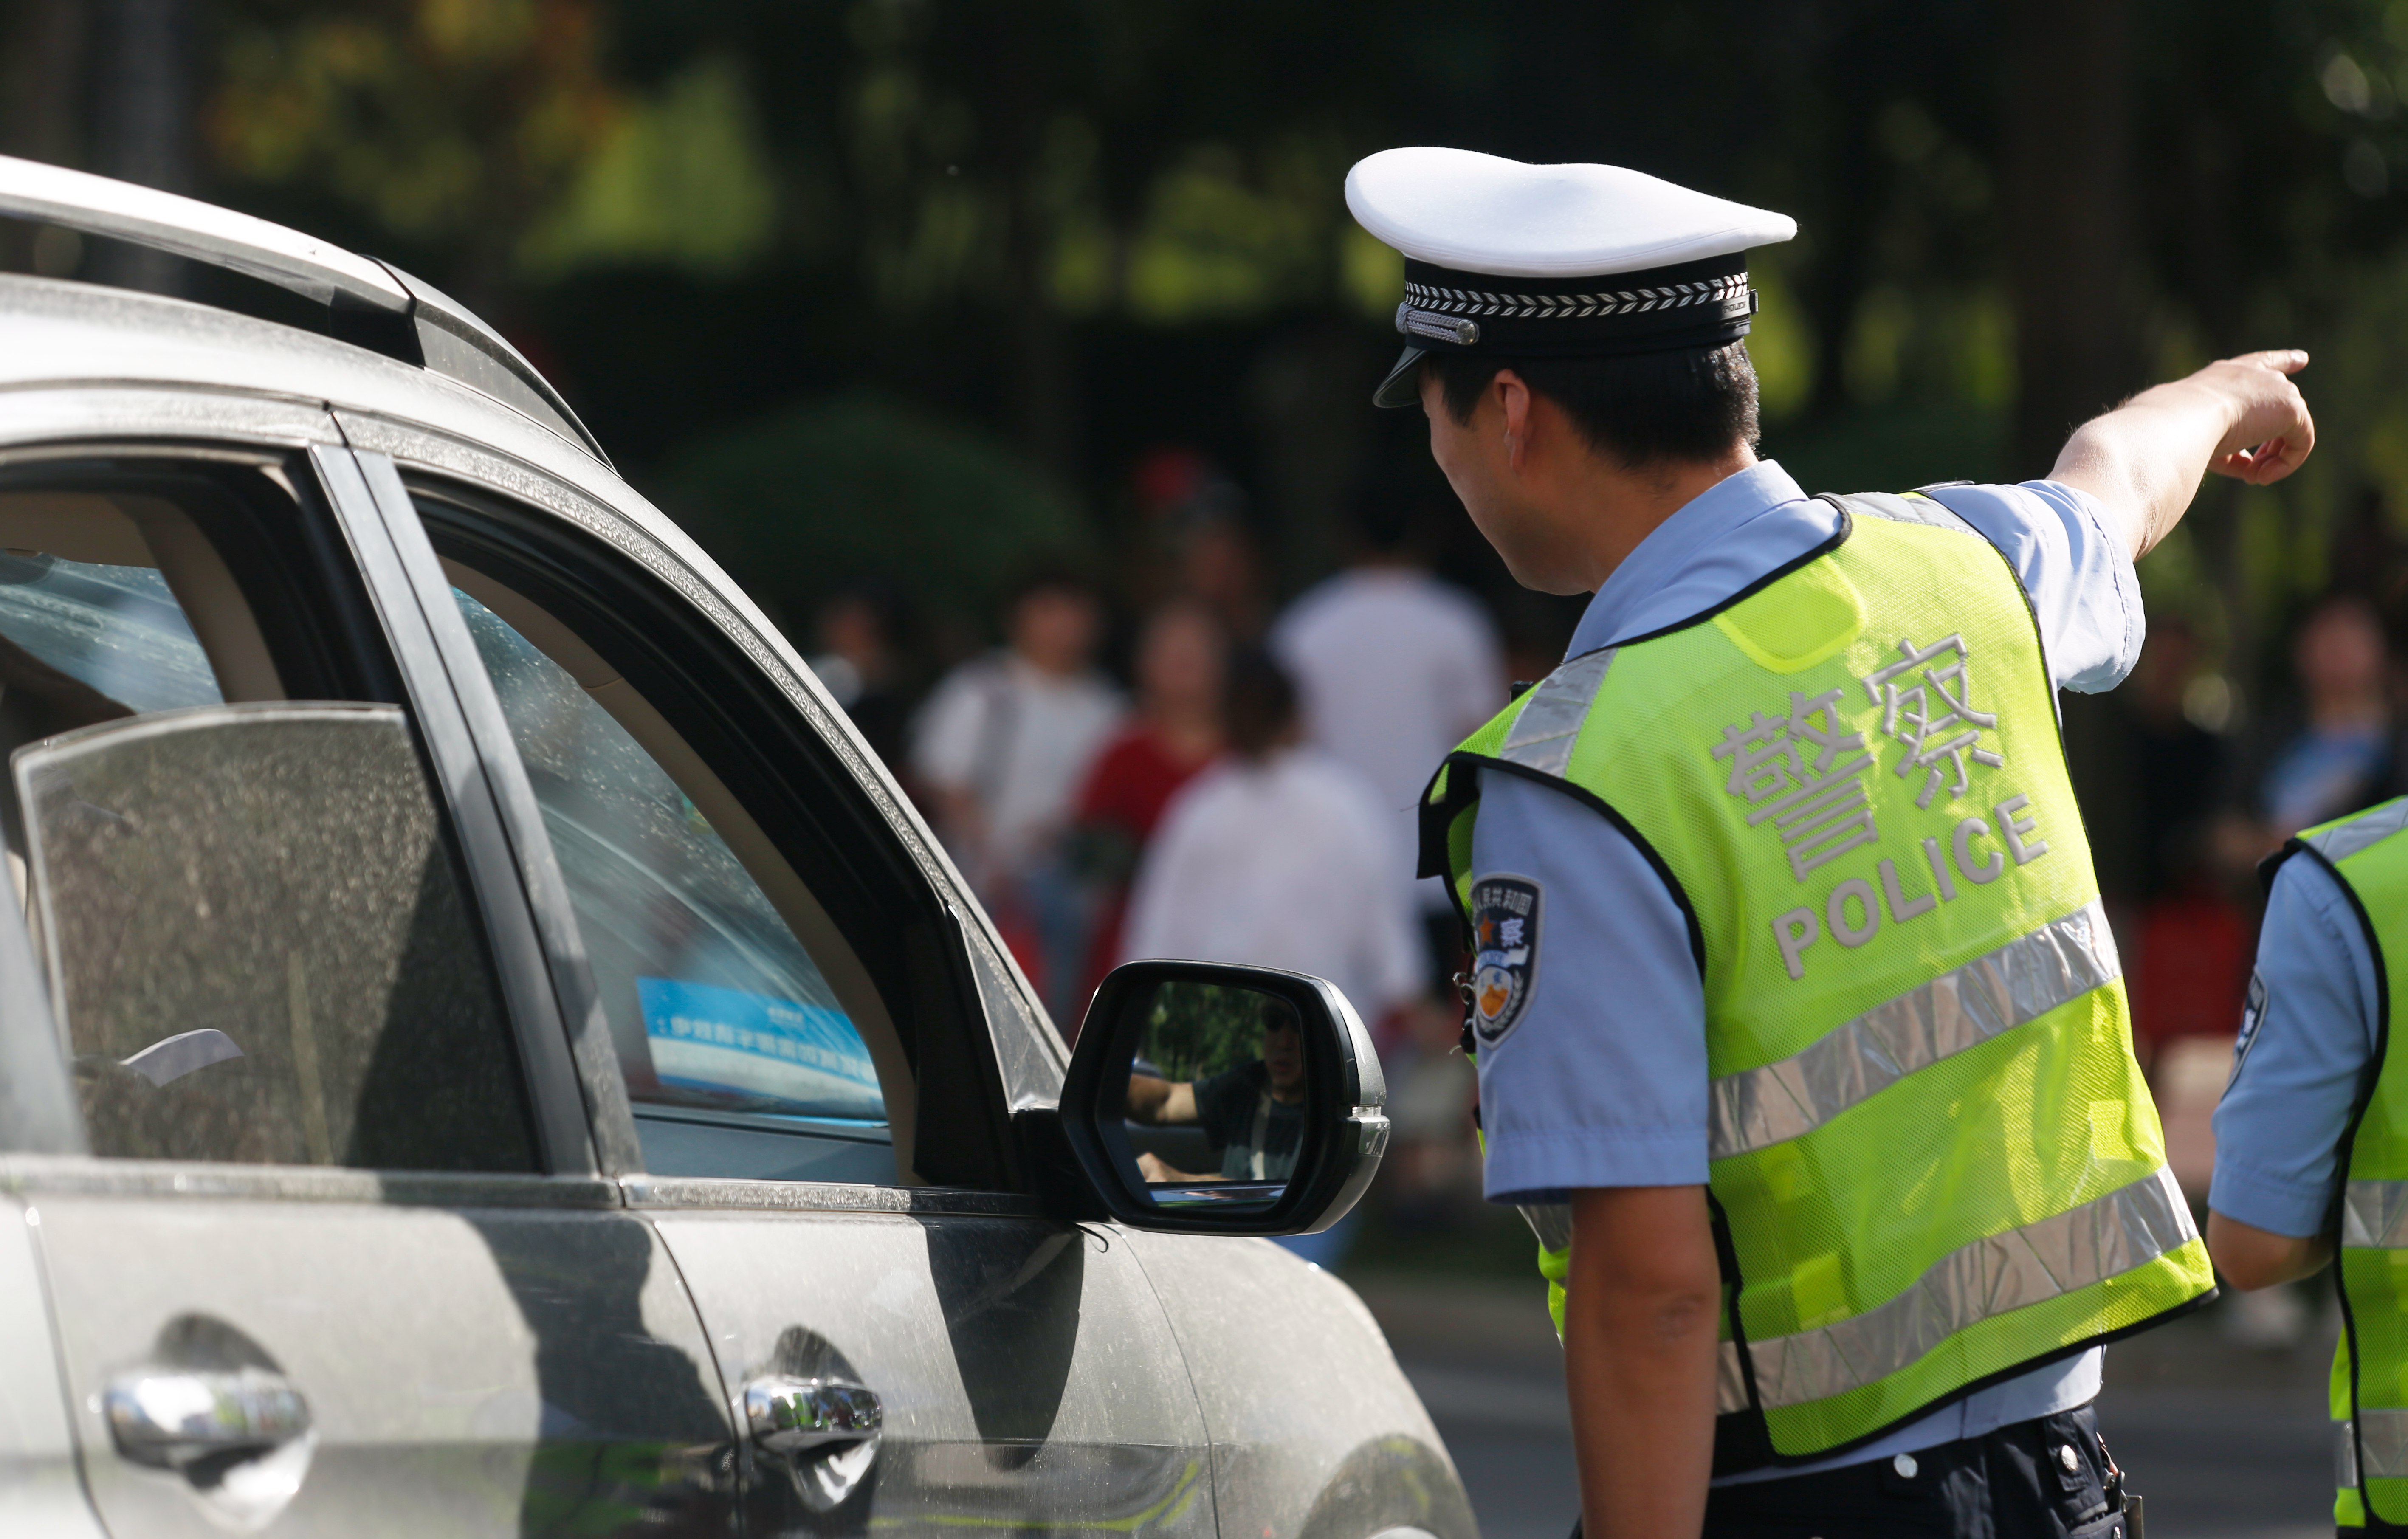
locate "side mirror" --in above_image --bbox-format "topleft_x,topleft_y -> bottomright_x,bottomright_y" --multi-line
1032,960 -> 1387,1235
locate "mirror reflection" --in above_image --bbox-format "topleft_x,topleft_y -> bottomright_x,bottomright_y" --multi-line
1122,981 -> 1306,1199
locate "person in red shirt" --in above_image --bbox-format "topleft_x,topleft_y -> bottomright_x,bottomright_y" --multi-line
1070,599 -> 1227,1026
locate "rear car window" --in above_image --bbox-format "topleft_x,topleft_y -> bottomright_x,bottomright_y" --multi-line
0,471 -> 537,1172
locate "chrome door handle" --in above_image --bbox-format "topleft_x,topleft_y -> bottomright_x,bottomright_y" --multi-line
742,1374 -> 881,1512
105,1366 -> 312,1470
742,1374 -> 881,1457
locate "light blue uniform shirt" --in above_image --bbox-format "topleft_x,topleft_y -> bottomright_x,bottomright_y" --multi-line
1469,460 -> 2145,1478
2211,854 -> 2382,1237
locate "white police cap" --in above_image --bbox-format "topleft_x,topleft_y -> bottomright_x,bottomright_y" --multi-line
1346,147 -> 1797,407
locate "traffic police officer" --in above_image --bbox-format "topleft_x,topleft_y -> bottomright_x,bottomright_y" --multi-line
1345,146 -> 2316,1537
2210,803 -> 2408,1532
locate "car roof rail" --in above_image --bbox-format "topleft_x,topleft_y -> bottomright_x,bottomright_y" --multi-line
0,154 -> 612,469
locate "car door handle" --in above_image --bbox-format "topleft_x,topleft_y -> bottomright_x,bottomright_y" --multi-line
742,1375 -> 881,1512
742,1374 -> 881,1458
105,1366 -> 313,1470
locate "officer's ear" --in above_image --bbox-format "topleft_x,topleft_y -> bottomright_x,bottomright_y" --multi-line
1487,369 -> 1536,470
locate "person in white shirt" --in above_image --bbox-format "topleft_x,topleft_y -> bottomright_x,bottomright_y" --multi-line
1121,647 -> 1427,1267
1121,648 -> 1424,1047
911,570 -> 1123,1017
1272,484 -> 1504,983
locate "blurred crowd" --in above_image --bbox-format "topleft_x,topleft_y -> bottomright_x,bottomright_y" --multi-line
804,465 -> 2408,1279
806,451 -> 1512,1263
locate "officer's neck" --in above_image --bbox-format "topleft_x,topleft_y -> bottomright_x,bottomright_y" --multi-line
1546,439 -> 1758,593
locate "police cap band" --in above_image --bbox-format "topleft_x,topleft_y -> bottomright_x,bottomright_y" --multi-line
1344,147 -> 1798,407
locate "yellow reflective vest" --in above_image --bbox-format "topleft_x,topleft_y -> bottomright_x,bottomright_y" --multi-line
1421,491 -> 2214,1473
2276,800 -> 2408,1531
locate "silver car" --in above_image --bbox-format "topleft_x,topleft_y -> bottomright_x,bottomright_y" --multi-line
0,155 -> 1471,1539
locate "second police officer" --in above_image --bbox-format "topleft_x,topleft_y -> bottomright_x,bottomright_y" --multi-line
2208,741 -> 2408,1523
1342,147 -> 2318,1537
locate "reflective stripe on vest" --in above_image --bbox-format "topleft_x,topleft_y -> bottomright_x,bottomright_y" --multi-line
2342,1413 -> 2408,1485
1702,1169 -> 2192,1415
2272,800 -> 2408,1528
2346,1179 -> 2408,1248
1738,1167 -> 2191,1409
1499,648 -> 1615,776
1709,902 -> 2120,1160
1429,495 -> 2211,1469
2307,799 -> 2408,865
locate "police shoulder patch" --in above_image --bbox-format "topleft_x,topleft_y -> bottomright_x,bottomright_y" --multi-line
1468,874 -> 1543,1049
2229,970 -> 2269,1089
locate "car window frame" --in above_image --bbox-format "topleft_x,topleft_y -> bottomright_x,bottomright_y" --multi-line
0,418 -> 576,1180
439,569 -> 916,1171
410,474 -> 1021,1189
330,410 -> 1063,1196
313,445 -> 618,1177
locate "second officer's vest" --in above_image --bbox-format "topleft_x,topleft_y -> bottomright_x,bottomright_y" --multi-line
1420,492 -> 2214,1472
2275,801 -> 2408,1532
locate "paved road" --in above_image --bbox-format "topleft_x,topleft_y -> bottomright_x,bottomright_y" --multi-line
1354,1276 -> 2337,1539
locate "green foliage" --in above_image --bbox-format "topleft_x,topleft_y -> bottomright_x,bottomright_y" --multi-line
180,0 -> 2408,675
659,392 -> 1084,635
209,0 -> 626,283
1759,404 -> 2008,497
519,56 -> 775,278
1139,983 -> 1280,1085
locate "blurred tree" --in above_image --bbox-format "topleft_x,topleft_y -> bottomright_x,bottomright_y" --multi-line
208,0 -> 629,306
2006,0 -> 2137,475
0,0 -> 2394,672
1,0 -> 84,171
661,391 -> 1083,654
90,0 -> 197,290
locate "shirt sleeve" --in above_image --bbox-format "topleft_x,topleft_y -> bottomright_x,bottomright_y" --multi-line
2209,854 -> 2382,1237
1469,770 -> 1708,1204
1921,480 -> 2144,695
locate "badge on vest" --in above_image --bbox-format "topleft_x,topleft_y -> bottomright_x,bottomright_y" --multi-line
1468,875 -> 1542,1048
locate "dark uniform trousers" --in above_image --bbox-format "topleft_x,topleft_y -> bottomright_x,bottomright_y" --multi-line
1698,1407 -> 2131,1539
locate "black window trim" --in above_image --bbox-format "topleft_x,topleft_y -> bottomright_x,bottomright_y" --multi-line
330,410 -> 1063,1082
394,463 -> 1031,1193
310,444 -> 609,1177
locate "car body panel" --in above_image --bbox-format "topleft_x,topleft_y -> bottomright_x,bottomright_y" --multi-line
1125,1230 -> 1478,1539
15,1160 -> 734,1538
644,1203 -> 1213,1536
0,1192 -> 104,1539
0,262 -> 1474,1539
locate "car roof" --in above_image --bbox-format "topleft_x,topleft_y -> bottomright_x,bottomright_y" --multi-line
0,154 -> 607,462
0,270 -> 609,490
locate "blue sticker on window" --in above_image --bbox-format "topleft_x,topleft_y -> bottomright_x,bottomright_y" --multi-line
638,977 -> 882,1118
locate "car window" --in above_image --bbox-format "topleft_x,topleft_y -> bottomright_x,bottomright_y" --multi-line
0,472 -> 536,1172
451,585 -> 899,1184
0,555 -> 222,711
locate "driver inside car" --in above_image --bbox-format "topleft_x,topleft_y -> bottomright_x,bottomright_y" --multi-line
1125,1012 -> 1308,1183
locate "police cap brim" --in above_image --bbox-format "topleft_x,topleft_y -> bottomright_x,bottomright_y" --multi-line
1373,347 -> 1428,410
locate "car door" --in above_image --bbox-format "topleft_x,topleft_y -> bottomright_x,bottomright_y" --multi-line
330,410 -> 1215,1536
0,396 -> 734,1537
